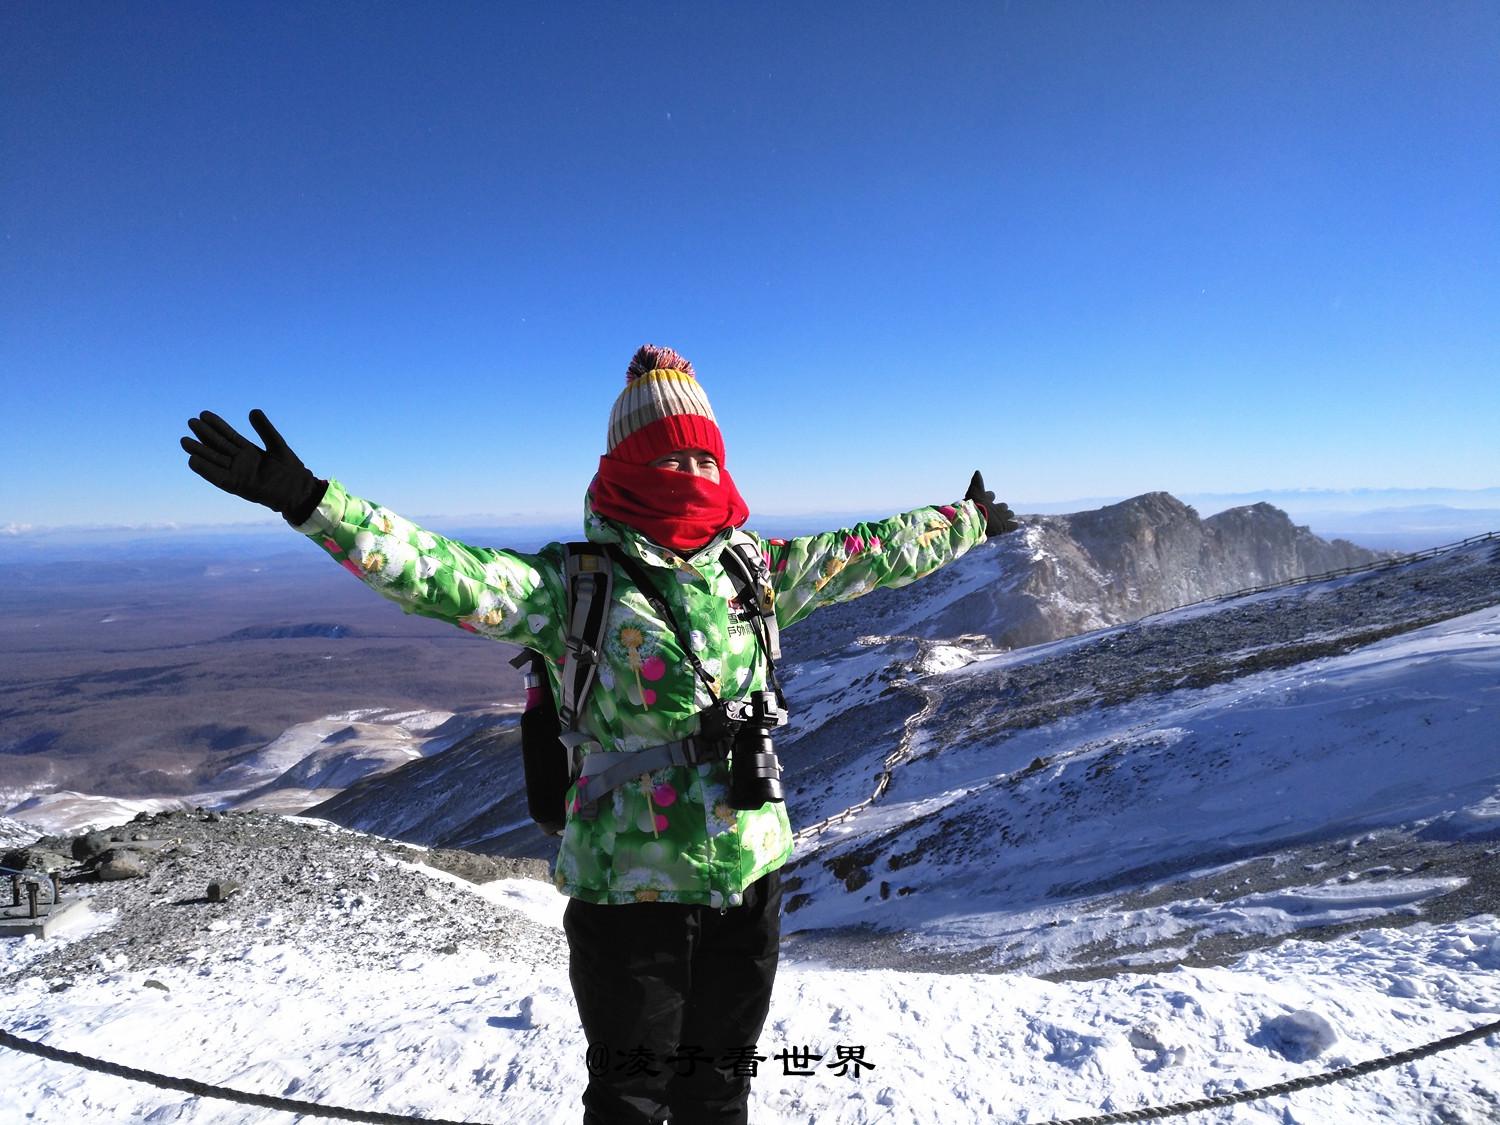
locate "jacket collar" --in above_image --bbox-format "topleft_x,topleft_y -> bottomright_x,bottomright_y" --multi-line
583,494 -> 734,572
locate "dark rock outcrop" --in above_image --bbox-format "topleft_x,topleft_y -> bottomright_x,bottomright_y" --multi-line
95,849 -> 147,881
72,831 -> 117,863
912,494 -> 1387,649
218,623 -> 359,641
2,846 -> 70,874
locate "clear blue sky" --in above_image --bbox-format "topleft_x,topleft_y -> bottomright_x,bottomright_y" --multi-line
3,1 -> 1497,530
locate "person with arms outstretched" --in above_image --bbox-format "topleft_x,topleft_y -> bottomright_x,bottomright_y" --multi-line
180,344 -> 1017,1125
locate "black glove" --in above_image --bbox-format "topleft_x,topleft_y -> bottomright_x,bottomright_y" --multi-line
964,470 -> 1019,536
180,409 -> 326,525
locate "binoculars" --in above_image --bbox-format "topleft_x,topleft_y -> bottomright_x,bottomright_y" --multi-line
704,690 -> 786,811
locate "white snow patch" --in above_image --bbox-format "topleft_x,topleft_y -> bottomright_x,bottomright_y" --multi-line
3,914 -> 1498,1123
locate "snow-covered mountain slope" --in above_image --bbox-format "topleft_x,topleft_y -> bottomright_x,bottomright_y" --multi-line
304,721 -> 552,859
307,527 -> 1497,877
3,791 -> 198,836
0,708 -> 519,835
783,602 -> 1500,974
5,515 -> 1496,1123
771,536 -> 1500,972
208,706 -> 501,792
0,814 -> 46,850
198,533 -> 1500,987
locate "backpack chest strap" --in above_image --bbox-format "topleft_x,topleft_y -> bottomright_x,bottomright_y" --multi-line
572,736 -> 729,819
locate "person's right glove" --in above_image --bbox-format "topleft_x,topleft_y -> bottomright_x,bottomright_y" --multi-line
180,409 -> 326,525
964,470 -> 1019,537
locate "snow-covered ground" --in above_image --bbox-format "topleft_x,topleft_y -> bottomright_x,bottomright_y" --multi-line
784,605 -> 1500,977
2,869 -> 1497,1124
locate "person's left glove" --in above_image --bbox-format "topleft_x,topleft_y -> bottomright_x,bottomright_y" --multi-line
180,409 -> 326,525
964,470 -> 1019,537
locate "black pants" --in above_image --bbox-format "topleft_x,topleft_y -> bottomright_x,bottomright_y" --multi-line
563,870 -> 783,1125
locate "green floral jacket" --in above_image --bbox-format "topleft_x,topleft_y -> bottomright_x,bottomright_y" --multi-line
295,480 -> 986,906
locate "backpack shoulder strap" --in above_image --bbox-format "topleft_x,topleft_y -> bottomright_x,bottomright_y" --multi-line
723,531 -> 781,662
557,542 -> 614,733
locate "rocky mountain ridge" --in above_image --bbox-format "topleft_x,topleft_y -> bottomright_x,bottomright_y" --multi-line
788,491 -> 1387,657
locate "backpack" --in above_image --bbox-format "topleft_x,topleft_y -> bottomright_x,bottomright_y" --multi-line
510,533 -> 782,836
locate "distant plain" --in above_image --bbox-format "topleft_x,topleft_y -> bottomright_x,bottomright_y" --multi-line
0,544 -> 523,800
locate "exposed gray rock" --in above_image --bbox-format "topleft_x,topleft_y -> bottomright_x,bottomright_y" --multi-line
71,831 -> 115,863
926,493 -> 1387,648
95,850 -> 147,881
1,846 -> 71,874
1256,1009 -> 1339,1061
421,847 -> 551,884
0,809 -> 565,986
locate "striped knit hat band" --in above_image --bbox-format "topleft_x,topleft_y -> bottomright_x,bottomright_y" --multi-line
606,347 -> 725,466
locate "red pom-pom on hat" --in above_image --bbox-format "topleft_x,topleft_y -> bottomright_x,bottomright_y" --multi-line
625,344 -> 695,383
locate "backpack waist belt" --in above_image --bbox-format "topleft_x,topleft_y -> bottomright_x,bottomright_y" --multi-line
571,735 -> 730,820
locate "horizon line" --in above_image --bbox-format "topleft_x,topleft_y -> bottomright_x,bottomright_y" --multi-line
6,484 -> 1500,537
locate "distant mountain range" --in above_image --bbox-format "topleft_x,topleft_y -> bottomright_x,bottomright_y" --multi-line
1015,486 -> 1500,515
1014,489 -> 1500,552
4,487 -> 1497,560
1180,485 -> 1500,513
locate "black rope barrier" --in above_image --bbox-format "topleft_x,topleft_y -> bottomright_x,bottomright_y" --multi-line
0,1028 -> 487,1125
4,1016 -> 1498,1123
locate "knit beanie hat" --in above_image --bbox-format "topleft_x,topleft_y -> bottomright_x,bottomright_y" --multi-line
605,344 -> 726,466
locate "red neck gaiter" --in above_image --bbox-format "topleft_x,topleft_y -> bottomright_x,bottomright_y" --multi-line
591,455 -> 750,554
